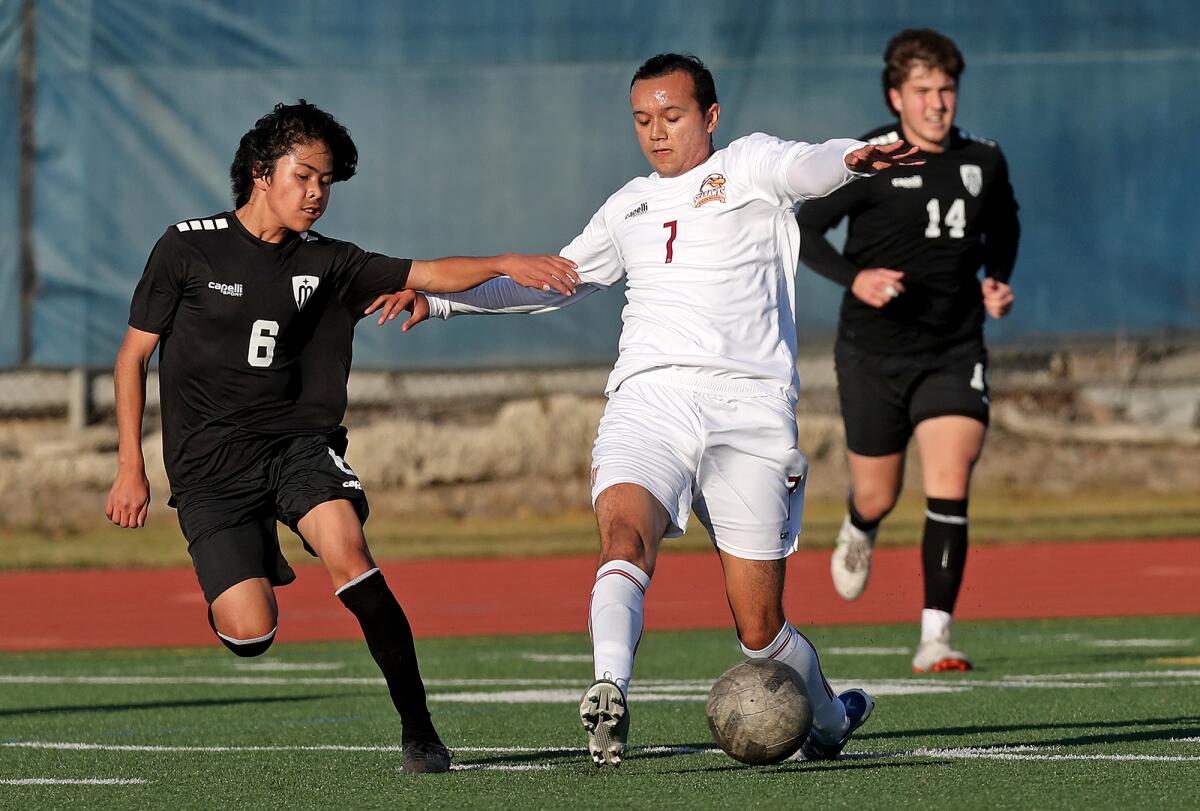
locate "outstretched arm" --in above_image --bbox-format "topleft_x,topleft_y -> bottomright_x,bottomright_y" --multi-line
106,327 -> 159,528
369,203 -> 623,328
843,139 -> 923,173
366,277 -> 606,327
784,138 -> 923,200
406,254 -> 579,295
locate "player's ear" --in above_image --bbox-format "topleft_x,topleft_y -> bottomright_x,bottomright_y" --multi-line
705,103 -> 720,134
251,160 -> 272,191
887,87 -> 903,116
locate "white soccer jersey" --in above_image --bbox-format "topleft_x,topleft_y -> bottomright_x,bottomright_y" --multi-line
426,133 -> 865,399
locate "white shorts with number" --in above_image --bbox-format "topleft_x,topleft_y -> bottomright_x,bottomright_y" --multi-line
590,371 -> 808,561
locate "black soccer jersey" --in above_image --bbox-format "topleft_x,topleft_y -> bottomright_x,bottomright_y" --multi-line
128,212 -> 411,493
797,125 -> 1019,355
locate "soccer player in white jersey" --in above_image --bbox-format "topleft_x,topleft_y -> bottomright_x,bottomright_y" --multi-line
372,53 -> 921,766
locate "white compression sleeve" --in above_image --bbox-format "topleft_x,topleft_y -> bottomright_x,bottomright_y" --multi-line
784,139 -> 870,200
425,277 -> 604,319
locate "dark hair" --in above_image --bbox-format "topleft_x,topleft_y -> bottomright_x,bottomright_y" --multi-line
630,53 -> 718,111
229,100 -> 358,207
882,29 -> 965,116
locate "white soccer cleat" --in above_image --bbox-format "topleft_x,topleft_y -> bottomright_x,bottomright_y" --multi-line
830,515 -> 877,601
580,678 -> 630,767
912,632 -> 973,673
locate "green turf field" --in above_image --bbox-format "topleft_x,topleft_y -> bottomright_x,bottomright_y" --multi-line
2,616 -> 1198,808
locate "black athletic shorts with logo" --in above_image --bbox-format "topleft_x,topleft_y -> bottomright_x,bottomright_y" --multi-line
835,340 -> 990,457
171,430 -> 369,603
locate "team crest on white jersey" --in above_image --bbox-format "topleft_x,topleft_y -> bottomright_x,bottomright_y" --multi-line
693,173 -> 727,207
960,164 -> 983,197
292,275 -> 319,310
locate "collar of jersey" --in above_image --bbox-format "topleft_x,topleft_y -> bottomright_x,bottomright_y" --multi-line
227,210 -> 303,251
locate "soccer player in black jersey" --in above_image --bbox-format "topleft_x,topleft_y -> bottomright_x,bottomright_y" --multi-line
104,101 -> 578,773
797,30 -> 1019,673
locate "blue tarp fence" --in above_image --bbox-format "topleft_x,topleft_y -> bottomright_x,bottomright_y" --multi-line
2,0 -> 1197,369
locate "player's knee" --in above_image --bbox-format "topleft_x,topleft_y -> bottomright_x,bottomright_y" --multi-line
923,467 -> 973,500
598,523 -> 655,575
325,552 -> 375,589
852,487 -> 898,523
208,607 -> 277,657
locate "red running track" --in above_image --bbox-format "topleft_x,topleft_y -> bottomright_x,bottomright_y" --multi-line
2,538 -> 1197,651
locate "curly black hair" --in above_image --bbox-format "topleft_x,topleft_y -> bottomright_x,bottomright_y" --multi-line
229,100 -> 358,207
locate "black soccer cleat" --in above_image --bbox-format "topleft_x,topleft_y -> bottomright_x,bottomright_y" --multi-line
402,739 -> 452,774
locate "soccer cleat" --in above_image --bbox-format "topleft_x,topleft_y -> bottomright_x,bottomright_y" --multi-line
580,678 -> 629,767
799,688 -> 874,761
912,633 -> 973,673
830,515 -> 877,601
401,739 -> 452,774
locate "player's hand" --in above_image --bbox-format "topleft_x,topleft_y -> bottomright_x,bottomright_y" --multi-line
498,254 -> 580,296
845,140 -> 925,173
106,468 -> 150,528
851,268 -> 906,308
982,277 -> 1014,319
364,290 -> 430,331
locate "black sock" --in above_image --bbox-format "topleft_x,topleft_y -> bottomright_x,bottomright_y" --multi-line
337,569 -> 440,744
847,491 -> 882,534
922,497 -> 969,612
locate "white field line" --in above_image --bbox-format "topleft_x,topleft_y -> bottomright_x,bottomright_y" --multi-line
451,764 -> 552,772
905,746 -> 1200,763
433,682 -> 968,703
0,675 -> 570,687
827,647 -> 912,655
6,741 -> 1199,765
519,654 -> 592,663
2,671 -> 1197,704
434,690 -> 700,703
1087,639 -> 1194,648
0,778 -> 147,785
2,670 -> 1198,686
232,662 -> 345,671
1003,670 -> 1200,680
0,675 -> 956,698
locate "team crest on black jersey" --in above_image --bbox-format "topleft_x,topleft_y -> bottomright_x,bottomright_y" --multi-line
960,165 -> 983,197
292,275 -> 319,310
694,173 -> 727,207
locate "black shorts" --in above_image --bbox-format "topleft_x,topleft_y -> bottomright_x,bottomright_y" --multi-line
172,431 -> 370,603
835,341 -> 990,457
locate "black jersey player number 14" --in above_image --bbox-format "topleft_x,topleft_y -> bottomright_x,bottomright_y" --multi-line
924,198 -> 965,239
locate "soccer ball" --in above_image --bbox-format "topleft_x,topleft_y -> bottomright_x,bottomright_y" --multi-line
706,658 -> 812,765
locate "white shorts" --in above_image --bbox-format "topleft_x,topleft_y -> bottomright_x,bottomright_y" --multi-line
590,372 -> 808,561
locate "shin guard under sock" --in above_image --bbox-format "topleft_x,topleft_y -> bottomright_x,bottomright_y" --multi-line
337,568 -> 439,744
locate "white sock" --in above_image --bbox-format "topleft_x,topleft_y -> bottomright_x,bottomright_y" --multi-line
589,560 -> 650,696
921,608 -> 953,643
741,623 -> 849,741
